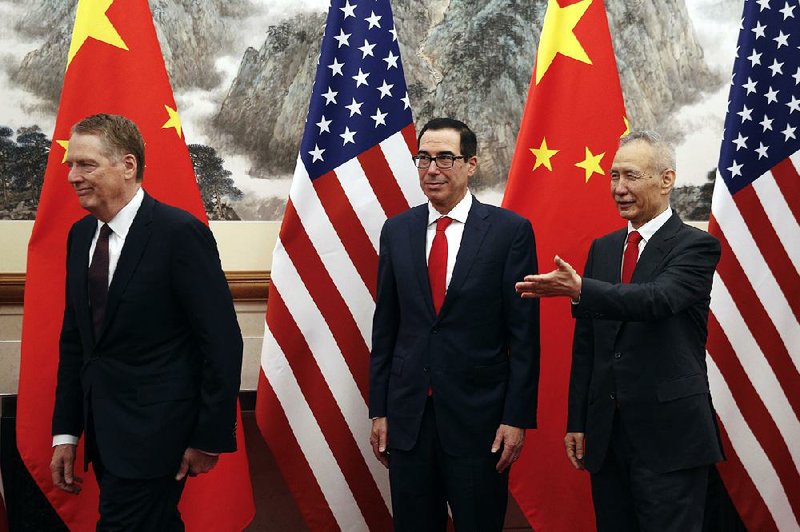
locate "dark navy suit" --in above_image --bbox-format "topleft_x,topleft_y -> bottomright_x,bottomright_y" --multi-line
369,197 -> 539,529
52,193 -> 242,506
568,213 -> 724,530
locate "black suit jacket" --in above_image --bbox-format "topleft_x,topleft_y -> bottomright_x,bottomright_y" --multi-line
567,212 -> 725,473
369,197 -> 540,455
52,193 -> 243,479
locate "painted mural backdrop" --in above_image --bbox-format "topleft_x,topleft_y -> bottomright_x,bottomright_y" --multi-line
0,0 -> 741,221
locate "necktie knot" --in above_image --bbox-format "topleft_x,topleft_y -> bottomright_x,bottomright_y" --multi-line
436,216 -> 452,232
627,230 -> 642,245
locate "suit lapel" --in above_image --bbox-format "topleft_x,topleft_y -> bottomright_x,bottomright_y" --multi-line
98,194 -> 155,341
439,198 -> 489,317
632,213 -> 682,283
70,217 -> 96,344
599,228 -> 628,283
407,204 -> 435,316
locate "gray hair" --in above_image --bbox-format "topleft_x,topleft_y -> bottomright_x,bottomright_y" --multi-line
619,130 -> 675,174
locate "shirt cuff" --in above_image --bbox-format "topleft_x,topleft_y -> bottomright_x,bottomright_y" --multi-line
195,449 -> 220,457
53,435 -> 79,447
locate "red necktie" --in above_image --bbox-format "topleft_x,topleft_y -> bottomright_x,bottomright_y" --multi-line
428,216 -> 453,314
621,230 -> 642,284
88,223 -> 112,338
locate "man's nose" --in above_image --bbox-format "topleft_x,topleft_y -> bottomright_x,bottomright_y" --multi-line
426,160 -> 441,176
67,166 -> 81,183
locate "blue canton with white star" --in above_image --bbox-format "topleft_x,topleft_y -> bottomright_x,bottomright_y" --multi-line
300,0 -> 413,180
719,0 -> 800,194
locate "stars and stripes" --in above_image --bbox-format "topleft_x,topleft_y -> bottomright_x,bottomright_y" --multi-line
255,1 -> 424,529
707,0 -> 800,530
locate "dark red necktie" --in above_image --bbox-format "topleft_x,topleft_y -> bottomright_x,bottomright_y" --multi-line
88,224 -> 112,338
621,230 -> 642,284
428,216 -> 453,314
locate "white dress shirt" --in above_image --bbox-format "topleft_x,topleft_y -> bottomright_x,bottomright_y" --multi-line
425,192 -> 472,291
53,187 -> 144,447
624,206 -> 673,265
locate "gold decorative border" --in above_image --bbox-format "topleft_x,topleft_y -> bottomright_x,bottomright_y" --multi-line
0,271 -> 270,305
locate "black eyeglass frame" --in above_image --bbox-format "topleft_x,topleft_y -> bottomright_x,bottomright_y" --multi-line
412,154 -> 466,169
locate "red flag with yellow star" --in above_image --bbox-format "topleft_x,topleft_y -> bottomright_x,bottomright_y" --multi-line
502,0 -> 627,529
16,0 -> 254,529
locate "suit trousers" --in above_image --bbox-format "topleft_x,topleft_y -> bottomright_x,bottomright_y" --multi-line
93,446 -> 187,532
590,411 -> 710,532
388,397 -> 509,532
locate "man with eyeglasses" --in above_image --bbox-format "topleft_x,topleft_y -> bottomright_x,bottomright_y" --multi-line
368,117 -> 540,531
516,131 -> 724,531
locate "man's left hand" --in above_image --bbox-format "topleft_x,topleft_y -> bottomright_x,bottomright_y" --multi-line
175,447 -> 219,481
516,255 -> 581,300
492,424 -> 524,473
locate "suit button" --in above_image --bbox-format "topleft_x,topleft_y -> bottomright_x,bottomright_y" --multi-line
609,392 -> 616,400
614,352 -> 622,360
423,366 -> 430,373
432,328 -> 439,334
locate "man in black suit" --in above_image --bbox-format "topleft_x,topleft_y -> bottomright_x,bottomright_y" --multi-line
369,118 -> 540,531
49,114 -> 243,530
516,131 -> 724,531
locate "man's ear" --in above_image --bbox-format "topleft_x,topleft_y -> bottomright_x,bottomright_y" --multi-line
123,153 -> 137,180
661,168 -> 676,196
466,155 -> 478,176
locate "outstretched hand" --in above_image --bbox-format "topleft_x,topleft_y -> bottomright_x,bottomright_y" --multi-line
515,256 -> 581,300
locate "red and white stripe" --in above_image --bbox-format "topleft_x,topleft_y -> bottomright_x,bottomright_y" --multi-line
257,125 -> 424,531
707,152 -> 800,531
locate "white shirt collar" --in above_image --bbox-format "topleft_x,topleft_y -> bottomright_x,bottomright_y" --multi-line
628,206 -> 673,243
99,187 -> 144,238
427,191 -> 472,226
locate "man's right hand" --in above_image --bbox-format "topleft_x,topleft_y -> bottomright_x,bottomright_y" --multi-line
50,444 -> 82,494
565,432 -> 586,470
370,417 -> 389,468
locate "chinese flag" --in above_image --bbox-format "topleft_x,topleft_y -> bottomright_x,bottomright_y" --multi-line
502,0 -> 627,530
15,0 -> 255,530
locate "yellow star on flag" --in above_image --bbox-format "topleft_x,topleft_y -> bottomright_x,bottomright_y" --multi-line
56,140 -> 70,163
621,116 -> 631,138
575,147 -> 605,182
529,138 -> 559,171
535,0 -> 593,85
162,105 -> 183,138
67,0 -> 129,69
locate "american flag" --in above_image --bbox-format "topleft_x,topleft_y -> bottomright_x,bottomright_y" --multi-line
254,0 -> 423,529
707,0 -> 800,530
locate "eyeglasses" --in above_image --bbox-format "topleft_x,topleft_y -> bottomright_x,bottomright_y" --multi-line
610,170 -> 654,183
412,154 -> 466,169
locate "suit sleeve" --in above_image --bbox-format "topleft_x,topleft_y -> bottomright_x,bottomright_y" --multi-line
369,221 -> 399,418
574,231 -> 720,322
52,227 -> 85,438
501,218 -> 540,428
171,218 -> 243,453
566,241 -> 597,433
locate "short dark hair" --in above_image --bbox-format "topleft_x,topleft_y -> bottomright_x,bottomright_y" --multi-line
417,118 -> 477,159
71,114 -> 146,182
